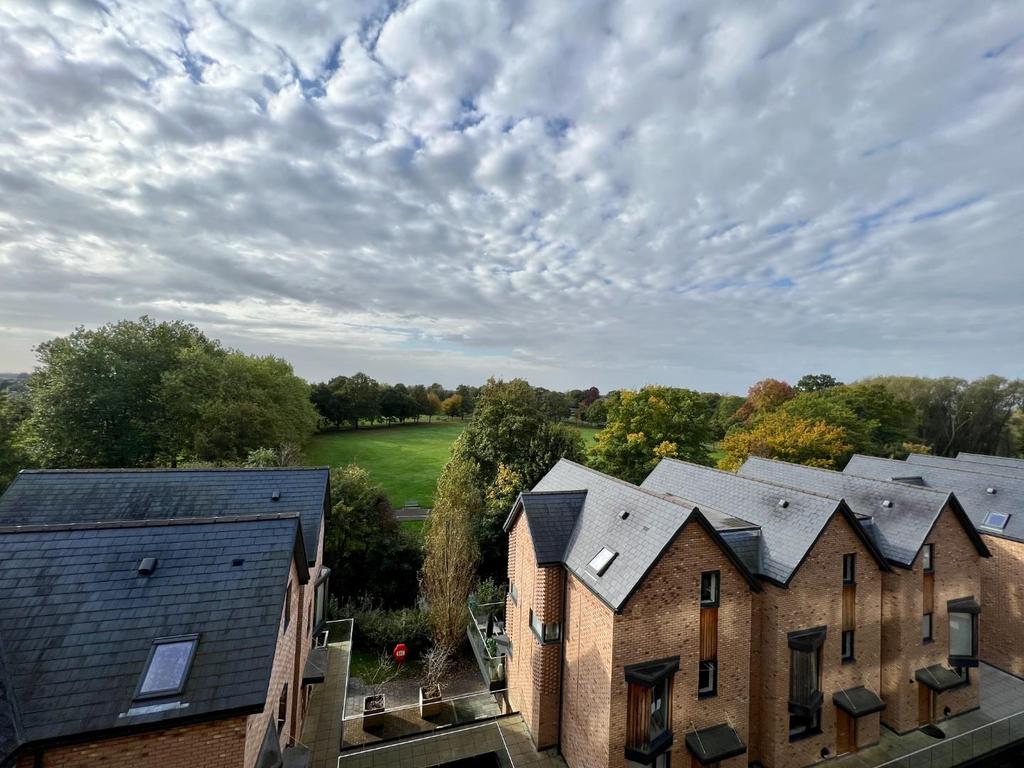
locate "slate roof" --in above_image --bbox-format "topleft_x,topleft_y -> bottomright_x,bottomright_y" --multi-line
0,516 -> 304,764
528,460 -> 757,611
0,467 -> 329,564
737,457 -> 987,566
957,452 -> 1024,470
844,454 -> 1024,544
642,459 -> 887,585
908,453 -> 1024,480
505,491 -> 587,566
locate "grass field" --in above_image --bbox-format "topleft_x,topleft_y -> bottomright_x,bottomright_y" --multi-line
305,421 -> 600,508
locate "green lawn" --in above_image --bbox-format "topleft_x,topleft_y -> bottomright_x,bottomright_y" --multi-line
305,421 -> 601,508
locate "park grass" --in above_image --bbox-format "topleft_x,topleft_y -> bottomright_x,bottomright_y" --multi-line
305,421 -> 602,508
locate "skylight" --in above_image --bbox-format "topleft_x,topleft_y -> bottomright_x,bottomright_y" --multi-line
588,547 -> 617,576
135,635 -> 199,700
982,512 -> 1010,530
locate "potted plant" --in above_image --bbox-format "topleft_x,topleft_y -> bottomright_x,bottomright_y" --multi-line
361,652 -> 397,732
419,644 -> 453,719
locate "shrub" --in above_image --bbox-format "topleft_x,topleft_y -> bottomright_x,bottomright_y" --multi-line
344,600 -> 431,657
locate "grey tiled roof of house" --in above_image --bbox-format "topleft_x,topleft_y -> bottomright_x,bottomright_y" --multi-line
529,460 -> 756,611
957,452 -> 1024,470
0,640 -> 19,767
908,453 -> 1024,480
0,516 -> 303,764
642,458 -> 882,585
738,457 -> 976,566
507,491 -> 587,566
0,467 -> 329,564
844,454 -> 1024,544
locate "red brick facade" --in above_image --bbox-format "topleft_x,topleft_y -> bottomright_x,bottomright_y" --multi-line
978,534 -> 1024,678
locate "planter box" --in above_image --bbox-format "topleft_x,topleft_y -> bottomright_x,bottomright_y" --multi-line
362,694 -> 386,731
419,686 -> 443,719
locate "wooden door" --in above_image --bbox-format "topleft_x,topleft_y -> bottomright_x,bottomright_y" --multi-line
918,684 -> 933,726
836,709 -> 855,754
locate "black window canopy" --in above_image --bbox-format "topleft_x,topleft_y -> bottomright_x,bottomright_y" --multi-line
625,656 -> 679,686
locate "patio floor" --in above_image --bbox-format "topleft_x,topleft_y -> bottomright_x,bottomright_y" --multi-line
833,663 -> 1024,768
335,716 -> 567,768
302,636 -> 352,768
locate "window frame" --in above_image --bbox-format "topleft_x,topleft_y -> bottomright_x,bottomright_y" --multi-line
283,581 -> 292,632
982,512 -> 1010,530
698,659 -> 718,698
922,612 -> 933,643
624,657 -> 678,762
700,570 -> 720,608
841,629 -> 855,663
922,543 -> 934,573
589,547 -> 618,576
133,634 -> 200,701
842,553 -> 856,585
948,598 -> 980,668
529,609 -> 561,645
277,683 -> 289,735
787,626 -> 826,742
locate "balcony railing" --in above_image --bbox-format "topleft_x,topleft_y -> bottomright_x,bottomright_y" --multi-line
468,599 -> 507,691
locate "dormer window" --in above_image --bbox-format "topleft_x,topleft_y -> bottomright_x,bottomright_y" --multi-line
135,635 -> 199,700
589,547 -> 617,576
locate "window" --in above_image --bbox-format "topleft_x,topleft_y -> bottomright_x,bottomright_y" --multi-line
314,572 -> 329,630
843,553 -> 856,585
589,547 -> 617,576
649,677 -> 669,740
841,629 -> 855,662
283,581 -> 292,631
135,636 -> 199,700
624,657 -> 678,761
922,613 -> 933,642
788,627 -> 825,741
698,660 -> 717,697
529,609 -> 561,644
922,544 -> 934,573
509,581 -> 518,604
277,684 -> 288,735
700,571 -> 719,607
982,512 -> 1010,530
948,597 -> 980,666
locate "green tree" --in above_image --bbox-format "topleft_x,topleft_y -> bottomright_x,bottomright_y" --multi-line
324,465 -> 421,606
796,373 -> 843,392
718,410 -> 851,471
22,317 -> 215,467
425,392 -> 443,422
441,393 -> 465,419
588,386 -> 714,483
422,458 -> 481,648
712,394 -> 745,438
328,372 -> 381,428
0,390 -> 30,491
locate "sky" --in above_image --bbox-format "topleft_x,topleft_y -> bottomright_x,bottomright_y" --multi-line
1,1 -> 1023,394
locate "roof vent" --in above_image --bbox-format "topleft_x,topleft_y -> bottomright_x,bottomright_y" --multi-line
778,499 -> 789,509
882,500 -> 893,508
271,490 -> 281,502
986,487 -> 997,495
232,558 -> 245,567
138,557 -> 157,576
619,510 -> 630,520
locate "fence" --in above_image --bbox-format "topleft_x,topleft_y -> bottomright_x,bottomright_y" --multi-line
876,710 -> 1024,768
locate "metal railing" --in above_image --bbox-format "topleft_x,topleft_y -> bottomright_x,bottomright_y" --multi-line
468,599 -> 508,689
875,710 -> 1024,767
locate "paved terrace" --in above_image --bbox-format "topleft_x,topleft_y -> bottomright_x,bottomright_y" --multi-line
835,664 -> 1024,768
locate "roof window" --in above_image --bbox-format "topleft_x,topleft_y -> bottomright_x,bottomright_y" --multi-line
982,512 -> 1010,530
135,635 -> 199,700
588,547 -> 618,576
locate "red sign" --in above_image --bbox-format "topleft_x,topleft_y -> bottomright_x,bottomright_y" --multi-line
393,643 -> 408,665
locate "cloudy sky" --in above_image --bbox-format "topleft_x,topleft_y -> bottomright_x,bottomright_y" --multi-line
1,1 -> 1023,393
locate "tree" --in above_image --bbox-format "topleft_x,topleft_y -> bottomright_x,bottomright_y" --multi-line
310,382 -> 346,428
717,410 -> 851,471
796,373 -> 843,392
581,397 -> 609,425
22,317 -> 215,467
324,465 -> 421,606
588,386 -> 714,483
422,458 -> 481,648
733,378 -> 796,424
0,390 -> 30,492
380,384 -> 418,423
712,395 -> 745,439
441,393 -> 465,419
329,372 -> 382,428
161,348 -> 318,464
425,392 -> 443,422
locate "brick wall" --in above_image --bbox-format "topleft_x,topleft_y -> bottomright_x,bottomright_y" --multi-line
609,520 -> 753,768
752,513 -> 883,768
979,534 -> 1024,678
15,716 -> 248,767
881,505 -> 982,734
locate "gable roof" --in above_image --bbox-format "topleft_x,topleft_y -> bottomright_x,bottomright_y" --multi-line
908,453 -> 1024,480
642,459 -> 888,586
528,460 -> 758,612
844,454 -> 1024,544
0,467 -> 329,565
738,457 -> 989,566
956,452 -> 1024,470
504,491 -> 587,566
0,515 -> 305,765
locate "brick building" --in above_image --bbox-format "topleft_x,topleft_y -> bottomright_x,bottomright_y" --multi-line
504,458 -> 987,768
843,454 -> 1024,680
0,468 -> 331,768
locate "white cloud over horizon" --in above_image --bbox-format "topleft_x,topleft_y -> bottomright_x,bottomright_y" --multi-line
1,0 -> 1023,393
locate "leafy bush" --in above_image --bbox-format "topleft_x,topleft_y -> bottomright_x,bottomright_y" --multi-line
473,577 -> 506,606
344,600 -> 431,657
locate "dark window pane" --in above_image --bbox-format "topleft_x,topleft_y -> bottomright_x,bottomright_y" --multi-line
139,639 -> 195,696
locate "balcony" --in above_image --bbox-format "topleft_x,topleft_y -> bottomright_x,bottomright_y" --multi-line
468,598 -> 508,691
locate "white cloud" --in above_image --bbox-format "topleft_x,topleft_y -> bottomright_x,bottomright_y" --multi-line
1,0 -> 1023,392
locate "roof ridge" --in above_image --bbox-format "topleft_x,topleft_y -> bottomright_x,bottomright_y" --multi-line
522,489 -> 589,497
555,459 -> 699,510
17,466 -> 330,474
748,456 -> 949,498
660,457 -> 844,505
0,513 -> 301,534
906,454 -> 1024,480
854,454 -> 1024,485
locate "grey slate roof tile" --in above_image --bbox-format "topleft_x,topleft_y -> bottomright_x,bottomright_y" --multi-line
511,491 -> 587,565
738,457 -> 956,566
956,452 -> 1024,471
0,468 -> 329,564
642,458 -> 851,584
0,517 -> 299,763
908,453 -> 1024,480
845,454 -> 1024,544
